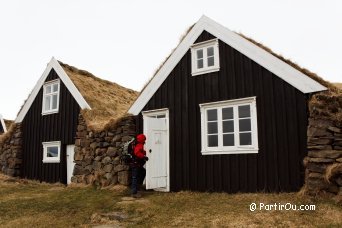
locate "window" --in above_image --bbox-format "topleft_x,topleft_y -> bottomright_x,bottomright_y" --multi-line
199,97 -> 258,155
42,141 -> 61,163
191,39 -> 220,76
42,80 -> 60,114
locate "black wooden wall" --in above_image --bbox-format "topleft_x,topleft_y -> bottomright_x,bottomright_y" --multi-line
137,31 -> 308,193
21,69 -> 80,184
0,122 -> 4,134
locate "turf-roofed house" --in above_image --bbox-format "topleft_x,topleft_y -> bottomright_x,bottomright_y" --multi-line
9,58 -> 138,184
128,15 -> 339,193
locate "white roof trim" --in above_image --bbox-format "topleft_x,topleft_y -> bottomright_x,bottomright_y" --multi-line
15,57 -> 91,123
0,114 -> 7,133
128,15 -> 327,115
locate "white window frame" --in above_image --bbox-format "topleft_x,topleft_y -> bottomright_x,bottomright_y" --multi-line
199,97 -> 258,155
42,79 -> 60,115
191,38 -> 220,76
42,141 -> 61,163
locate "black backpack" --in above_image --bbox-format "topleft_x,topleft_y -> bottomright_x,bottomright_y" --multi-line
121,137 -> 136,164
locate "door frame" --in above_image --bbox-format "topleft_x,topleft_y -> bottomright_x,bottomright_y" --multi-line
142,108 -> 170,192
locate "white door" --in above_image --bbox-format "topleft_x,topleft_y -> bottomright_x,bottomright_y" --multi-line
66,145 -> 75,184
144,110 -> 169,191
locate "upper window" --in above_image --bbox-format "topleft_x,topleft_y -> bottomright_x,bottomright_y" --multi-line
42,80 -> 60,115
42,141 -> 61,163
199,97 -> 258,155
191,39 -> 220,76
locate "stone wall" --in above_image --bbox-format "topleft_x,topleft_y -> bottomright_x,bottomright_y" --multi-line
72,114 -> 136,187
304,118 -> 342,195
0,124 -> 22,177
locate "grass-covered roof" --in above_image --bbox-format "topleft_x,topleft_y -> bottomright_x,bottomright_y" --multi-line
59,62 -> 139,131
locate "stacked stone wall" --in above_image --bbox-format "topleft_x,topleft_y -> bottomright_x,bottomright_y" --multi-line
304,118 -> 342,195
72,115 -> 136,187
0,124 -> 22,177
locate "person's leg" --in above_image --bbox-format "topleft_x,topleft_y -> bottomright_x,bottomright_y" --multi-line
137,167 -> 146,190
131,166 -> 138,195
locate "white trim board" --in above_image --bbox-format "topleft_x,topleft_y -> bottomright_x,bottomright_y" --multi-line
15,57 -> 91,123
0,114 -> 7,133
128,15 -> 327,115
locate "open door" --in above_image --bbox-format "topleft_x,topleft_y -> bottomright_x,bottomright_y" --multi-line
143,109 -> 169,191
66,145 -> 75,184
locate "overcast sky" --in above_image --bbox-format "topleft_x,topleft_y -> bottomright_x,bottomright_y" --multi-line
0,0 -> 341,120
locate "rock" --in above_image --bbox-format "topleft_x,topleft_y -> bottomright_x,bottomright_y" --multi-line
118,170 -> 131,185
337,158 -> 342,163
327,126 -> 341,133
307,162 -> 327,173
86,175 -> 95,184
336,177 -> 342,186
77,125 -> 86,131
308,172 -> 324,179
308,157 -> 335,163
103,164 -> 113,172
74,151 -> 84,161
80,139 -> 91,147
102,156 -> 112,164
90,142 -> 98,150
308,145 -> 332,150
309,119 -> 333,128
107,147 -> 117,157
107,132 -> 115,137
94,161 -> 102,171
104,172 -> 113,180
99,142 -> 110,148
112,135 -> 122,143
308,150 -> 342,159
308,127 -> 332,137
122,136 -> 133,142
113,157 -> 121,165
111,174 -> 118,185
308,138 -> 333,145
114,164 -> 129,172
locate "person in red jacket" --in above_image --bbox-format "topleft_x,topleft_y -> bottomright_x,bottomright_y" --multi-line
131,134 -> 148,197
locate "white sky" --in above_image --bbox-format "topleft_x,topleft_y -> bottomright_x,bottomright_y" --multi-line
0,0 -> 341,120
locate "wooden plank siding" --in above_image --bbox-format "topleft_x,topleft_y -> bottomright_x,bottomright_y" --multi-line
137,31 -> 308,193
21,69 -> 80,184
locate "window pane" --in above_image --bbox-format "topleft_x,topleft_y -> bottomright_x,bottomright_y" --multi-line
207,47 -> 214,56
238,105 -> 250,118
223,134 -> 234,146
46,85 -> 51,94
223,120 -> 234,133
53,84 -> 58,92
197,49 -> 203,59
52,94 -> 58,109
47,146 -> 58,157
44,96 -> 51,111
239,119 -> 251,132
207,122 -> 218,134
208,135 -> 218,147
197,59 -> 203,69
222,107 -> 233,120
207,109 -> 217,121
240,133 -> 252,145
208,56 -> 214,67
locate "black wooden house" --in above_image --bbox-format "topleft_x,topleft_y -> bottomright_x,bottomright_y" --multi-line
15,58 -> 137,184
129,16 -> 327,193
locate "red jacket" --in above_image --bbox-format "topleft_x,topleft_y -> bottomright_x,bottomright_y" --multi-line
134,134 -> 146,159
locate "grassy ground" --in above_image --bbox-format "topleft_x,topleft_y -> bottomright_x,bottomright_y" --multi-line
0,174 -> 341,227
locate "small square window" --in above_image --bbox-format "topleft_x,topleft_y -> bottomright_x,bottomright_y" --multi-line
191,39 -> 220,76
42,141 -> 61,163
42,80 -> 60,115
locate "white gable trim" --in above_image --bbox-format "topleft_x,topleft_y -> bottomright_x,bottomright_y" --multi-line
0,114 -> 7,133
128,15 -> 327,115
15,57 -> 91,123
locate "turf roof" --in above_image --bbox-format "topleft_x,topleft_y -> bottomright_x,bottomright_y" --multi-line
59,62 -> 139,131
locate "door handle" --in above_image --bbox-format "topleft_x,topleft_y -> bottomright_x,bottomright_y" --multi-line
149,149 -> 152,153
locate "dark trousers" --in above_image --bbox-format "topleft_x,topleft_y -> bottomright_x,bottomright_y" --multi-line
131,166 -> 146,194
